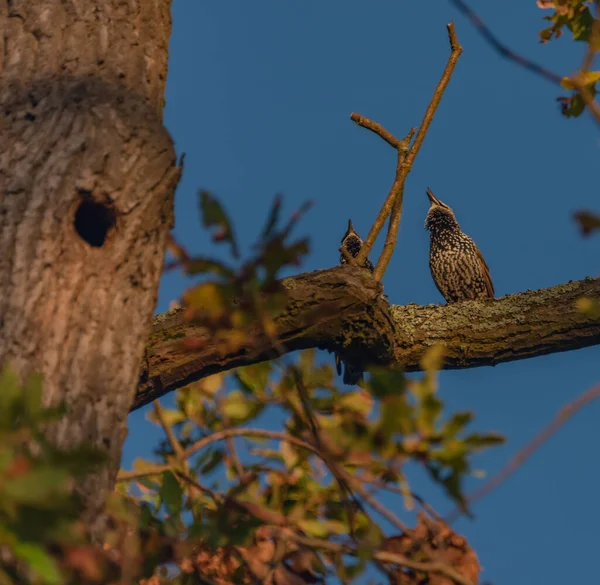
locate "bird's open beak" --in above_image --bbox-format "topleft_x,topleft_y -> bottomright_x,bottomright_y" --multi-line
426,187 -> 440,206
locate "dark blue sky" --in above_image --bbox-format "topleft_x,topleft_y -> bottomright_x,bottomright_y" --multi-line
123,2 -> 600,583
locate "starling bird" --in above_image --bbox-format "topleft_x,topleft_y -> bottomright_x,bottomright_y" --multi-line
339,219 -> 375,272
425,188 -> 494,303
335,219 -> 374,385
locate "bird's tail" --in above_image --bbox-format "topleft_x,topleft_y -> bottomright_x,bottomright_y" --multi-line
334,353 -> 363,385
342,361 -> 363,386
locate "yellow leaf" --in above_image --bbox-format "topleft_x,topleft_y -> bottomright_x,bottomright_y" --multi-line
183,282 -> 226,318
561,77 -> 575,90
339,390 -> 373,417
419,345 -> 445,375
562,71 -> 600,90
199,374 -> 223,396
280,441 -> 298,469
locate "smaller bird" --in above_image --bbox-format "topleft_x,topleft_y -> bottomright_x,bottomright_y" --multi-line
425,187 -> 494,304
339,219 -> 375,272
336,219 -> 374,385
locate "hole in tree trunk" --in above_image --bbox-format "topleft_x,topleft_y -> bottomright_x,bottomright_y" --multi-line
74,198 -> 116,247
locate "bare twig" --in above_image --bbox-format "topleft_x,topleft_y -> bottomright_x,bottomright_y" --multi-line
174,469 -> 219,502
445,383 -> 600,524
339,245 -> 357,266
117,462 -> 172,481
449,0 -> 600,125
353,23 -> 463,281
350,113 -> 403,149
372,129 -> 416,281
449,0 -> 562,85
153,400 -> 185,460
218,396 -> 246,478
338,467 -> 410,533
363,477 -> 443,522
117,428 -> 320,481
182,428 -> 320,460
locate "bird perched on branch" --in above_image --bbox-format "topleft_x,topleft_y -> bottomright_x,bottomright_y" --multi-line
425,187 -> 494,303
335,219 -> 374,385
339,219 -> 375,273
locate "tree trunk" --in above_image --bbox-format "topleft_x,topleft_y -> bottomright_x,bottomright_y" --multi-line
0,0 -> 178,537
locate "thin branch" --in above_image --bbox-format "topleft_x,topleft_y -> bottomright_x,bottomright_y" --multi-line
339,467 -> 410,533
174,469 -> 219,502
445,383 -> 600,524
449,0 -> 562,85
117,462 -> 172,481
339,245 -> 357,266
370,137 -> 410,281
218,396 -> 246,478
182,428 -> 320,460
350,113 -> 403,149
117,428 -> 320,481
363,477 -> 443,522
153,399 -> 185,460
268,529 -> 476,585
449,0 -> 600,126
349,114 -> 415,275
354,22 -> 463,281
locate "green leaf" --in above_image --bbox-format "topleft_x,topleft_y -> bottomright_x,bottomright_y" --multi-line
160,471 -> 183,516
417,394 -> 443,436
574,210 -> 600,236
569,7 -> 593,41
147,407 -> 185,428
3,467 -> 69,506
557,93 -> 585,117
377,395 -> 414,440
280,441 -> 299,469
222,390 -> 260,423
260,194 -> 283,241
298,518 -> 329,538
186,256 -> 236,278
577,297 -> 600,318
368,368 -> 405,398
339,390 -> 373,417
13,542 -> 62,585
199,191 -> 239,258
0,364 -> 21,428
442,412 -> 474,438
236,362 -> 272,396
198,449 -> 225,474
182,281 -> 229,320
464,432 -> 505,448
420,344 -> 445,377
22,372 -> 44,422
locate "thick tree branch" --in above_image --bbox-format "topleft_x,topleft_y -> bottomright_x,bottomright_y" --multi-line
132,267 -> 600,412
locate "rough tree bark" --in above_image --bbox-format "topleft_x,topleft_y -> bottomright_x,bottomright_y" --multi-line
0,1 -> 179,536
133,267 -> 600,411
